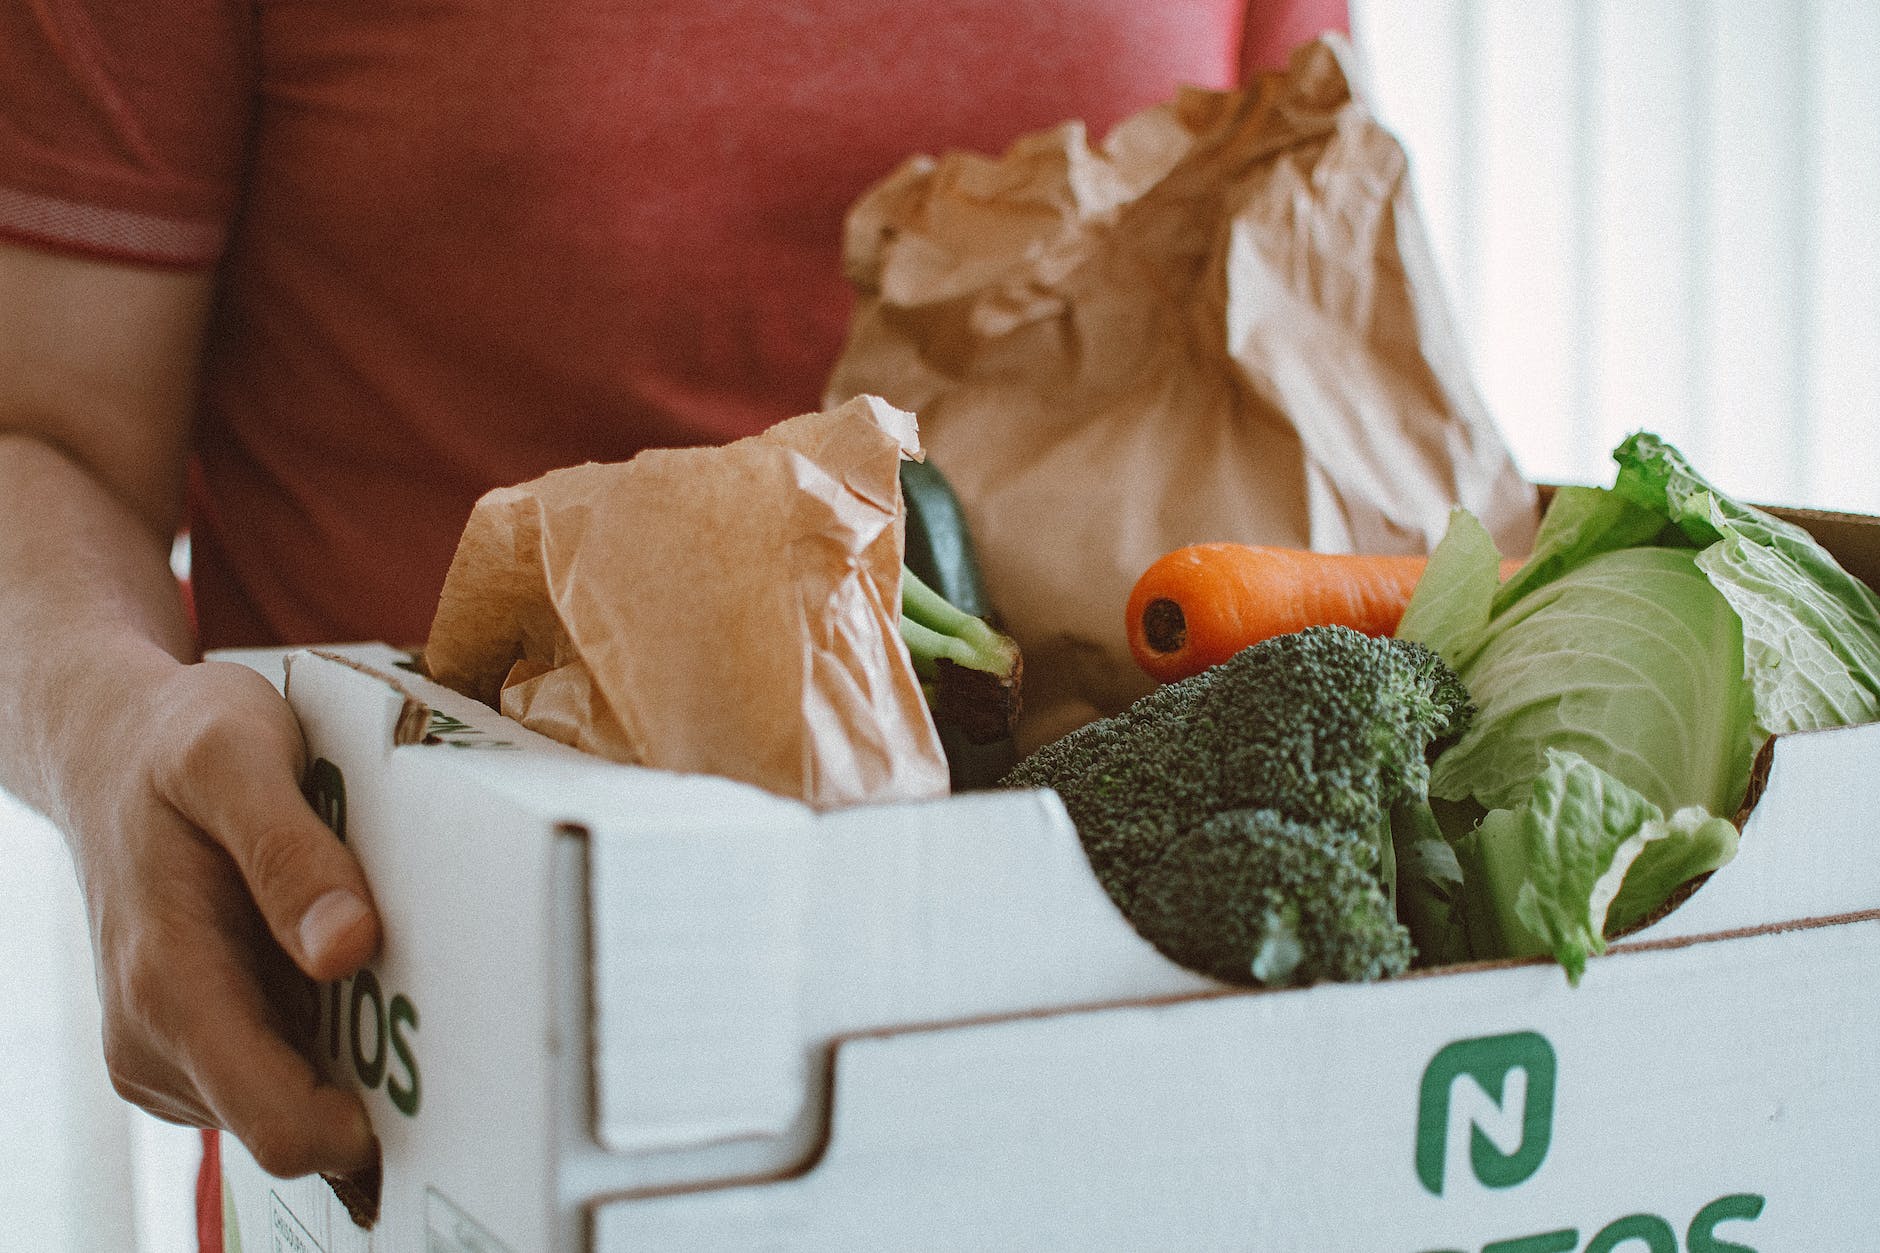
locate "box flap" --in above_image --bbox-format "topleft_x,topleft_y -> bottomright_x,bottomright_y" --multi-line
284,647 -> 431,748
585,788 -> 814,1155
243,647 -> 570,1253
584,785 -> 1216,1165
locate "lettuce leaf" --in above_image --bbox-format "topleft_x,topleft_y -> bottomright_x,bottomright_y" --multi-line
1451,751 -> 1738,982
1490,484 -> 1674,617
1395,507 -> 1500,671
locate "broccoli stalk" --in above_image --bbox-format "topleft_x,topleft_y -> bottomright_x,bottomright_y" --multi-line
1003,625 -> 1472,988
900,565 -> 1022,745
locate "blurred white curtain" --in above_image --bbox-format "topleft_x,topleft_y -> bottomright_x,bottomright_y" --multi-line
2,537 -> 198,1250
1351,0 -> 1880,513
0,789 -> 197,1252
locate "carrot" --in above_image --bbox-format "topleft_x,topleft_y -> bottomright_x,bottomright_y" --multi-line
1125,542 -> 1523,684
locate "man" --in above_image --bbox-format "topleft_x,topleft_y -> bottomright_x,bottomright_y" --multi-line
0,0 -> 1345,1241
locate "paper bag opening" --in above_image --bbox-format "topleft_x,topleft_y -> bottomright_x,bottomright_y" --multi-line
826,36 -> 1539,751
423,395 -> 951,810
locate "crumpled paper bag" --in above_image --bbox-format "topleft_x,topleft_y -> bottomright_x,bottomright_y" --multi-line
825,35 -> 1539,751
423,394 -> 950,810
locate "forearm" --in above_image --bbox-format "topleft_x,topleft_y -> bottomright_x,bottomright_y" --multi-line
0,245 -> 378,1176
0,431 -> 195,820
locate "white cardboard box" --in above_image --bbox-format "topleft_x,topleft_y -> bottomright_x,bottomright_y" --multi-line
224,510 -> 1880,1253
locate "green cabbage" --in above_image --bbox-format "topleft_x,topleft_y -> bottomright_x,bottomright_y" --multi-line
1427,542 -> 1755,819
1396,433 -> 1880,980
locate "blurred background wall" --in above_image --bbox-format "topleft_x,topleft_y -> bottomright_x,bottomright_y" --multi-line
1352,0 -> 1880,513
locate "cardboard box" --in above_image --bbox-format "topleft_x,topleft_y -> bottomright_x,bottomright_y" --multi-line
223,507 -> 1880,1253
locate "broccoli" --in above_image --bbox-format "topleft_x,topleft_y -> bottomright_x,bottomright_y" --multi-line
900,565 -> 1023,745
1003,625 -> 1471,987
1131,809 -> 1413,986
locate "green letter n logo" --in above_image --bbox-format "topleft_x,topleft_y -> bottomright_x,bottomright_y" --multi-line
1416,1031 -> 1556,1196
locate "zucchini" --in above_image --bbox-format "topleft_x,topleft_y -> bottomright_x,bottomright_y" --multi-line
901,458 -> 993,619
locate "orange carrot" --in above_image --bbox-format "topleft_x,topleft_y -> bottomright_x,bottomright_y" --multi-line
1125,542 -> 1523,684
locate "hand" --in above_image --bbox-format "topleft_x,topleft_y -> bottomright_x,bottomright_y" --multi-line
60,656 -> 382,1178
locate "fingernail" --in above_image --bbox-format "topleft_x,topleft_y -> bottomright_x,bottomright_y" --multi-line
299,890 -> 370,965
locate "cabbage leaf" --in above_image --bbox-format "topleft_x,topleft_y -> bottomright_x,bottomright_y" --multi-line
1451,750 -> 1739,983
1614,432 -> 1880,735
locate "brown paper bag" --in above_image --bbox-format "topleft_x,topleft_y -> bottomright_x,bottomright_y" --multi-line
825,36 -> 1538,751
423,395 -> 950,810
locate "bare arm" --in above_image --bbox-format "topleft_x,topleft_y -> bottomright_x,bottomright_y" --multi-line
0,239 -> 380,1178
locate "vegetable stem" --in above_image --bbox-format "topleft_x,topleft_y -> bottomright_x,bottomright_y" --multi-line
899,565 -> 1022,744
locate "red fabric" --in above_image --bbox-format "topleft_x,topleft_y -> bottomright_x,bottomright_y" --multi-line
1240,0 -> 1352,75
196,1130 -> 220,1253
0,0 -> 255,265
2,0 -> 1345,655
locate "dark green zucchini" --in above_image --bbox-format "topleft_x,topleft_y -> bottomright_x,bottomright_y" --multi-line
901,459 -> 993,618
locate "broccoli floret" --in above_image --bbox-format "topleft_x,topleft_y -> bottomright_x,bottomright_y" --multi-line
1003,625 -> 1471,987
1130,809 -> 1413,986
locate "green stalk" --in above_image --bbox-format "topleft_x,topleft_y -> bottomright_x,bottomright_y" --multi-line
899,565 -> 1022,744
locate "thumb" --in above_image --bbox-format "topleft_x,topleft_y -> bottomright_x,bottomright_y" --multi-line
156,674 -> 381,981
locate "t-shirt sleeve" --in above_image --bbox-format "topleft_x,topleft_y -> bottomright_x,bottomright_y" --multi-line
1241,0 -> 1349,77
0,0 -> 256,268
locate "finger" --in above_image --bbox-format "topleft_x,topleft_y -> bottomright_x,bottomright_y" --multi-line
180,958 -> 376,1178
99,835 -> 315,1139
109,827 -> 372,1177
154,676 -> 381,982
108,1069 -> 216,1129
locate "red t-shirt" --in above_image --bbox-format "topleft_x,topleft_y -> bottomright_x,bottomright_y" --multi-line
11,4 -> 1338,1241
7,5 -> 1345,1244
3,0 -> 1345,653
